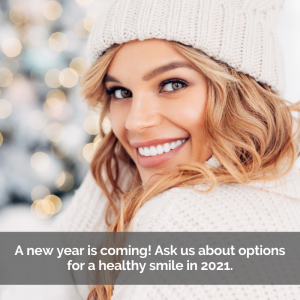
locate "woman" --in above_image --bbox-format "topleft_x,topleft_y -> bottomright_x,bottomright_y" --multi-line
60,0 -> 300,297
63,0 -> 300,298
4,0 -> 300,299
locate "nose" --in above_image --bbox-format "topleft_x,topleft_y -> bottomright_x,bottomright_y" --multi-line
125,94 -> 162,133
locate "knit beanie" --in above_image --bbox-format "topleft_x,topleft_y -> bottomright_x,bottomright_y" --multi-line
87,0 -> 286,96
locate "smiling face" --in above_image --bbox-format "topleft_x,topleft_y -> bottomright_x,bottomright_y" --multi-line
105,39 -> 212,185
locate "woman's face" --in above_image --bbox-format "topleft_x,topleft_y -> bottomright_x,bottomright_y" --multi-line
105,39 -> 211,185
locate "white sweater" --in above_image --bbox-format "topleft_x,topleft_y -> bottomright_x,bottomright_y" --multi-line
3,156 -> 300,300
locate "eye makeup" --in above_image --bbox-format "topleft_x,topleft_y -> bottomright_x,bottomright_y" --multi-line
105,77 -> 189,99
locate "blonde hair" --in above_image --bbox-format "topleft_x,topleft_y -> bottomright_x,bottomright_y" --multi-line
81,41 -> 300,300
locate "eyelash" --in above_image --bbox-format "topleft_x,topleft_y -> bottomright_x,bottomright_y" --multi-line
105,78 -> 188,99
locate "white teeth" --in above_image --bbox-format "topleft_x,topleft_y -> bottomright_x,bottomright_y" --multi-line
138,138 -> 188,157
138,147 -> 144,155
143,147 -> 150,156
157,145 -> 164,154
150,146 -> 157,156
163,143 -> 171,153
170,142 -> 177,150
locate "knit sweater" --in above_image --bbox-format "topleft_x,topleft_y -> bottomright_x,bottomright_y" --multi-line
3,156 -> 300,300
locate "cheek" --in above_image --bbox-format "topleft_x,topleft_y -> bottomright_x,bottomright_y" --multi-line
172,93 -> 207,134
110,102 -> 125,139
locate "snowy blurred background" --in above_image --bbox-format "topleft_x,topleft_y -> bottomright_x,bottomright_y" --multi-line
0,0 -> 299,232
0,0 -> 109,231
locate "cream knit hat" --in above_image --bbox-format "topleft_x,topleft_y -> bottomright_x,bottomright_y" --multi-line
87,0 -> 286,96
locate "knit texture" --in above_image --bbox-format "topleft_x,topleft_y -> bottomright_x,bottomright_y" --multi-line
87,0 -> 286,95
4,157 -> 300,300
51,156 -> 300,300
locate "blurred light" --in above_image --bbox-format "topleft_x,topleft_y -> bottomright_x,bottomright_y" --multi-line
28,26 -> 48,46
46,89 -> 66,101
48,32 -> 68,52
43,98 -> 64,118
51,142 -> 69,159
84,115 -> 100,135
82,143 -> 95,162
28,110 -> 48,130
9,5 -> 29,25
55,172 -> 74,191
43,1 -> 62,20
102,116 -> 111,134
31,152 -> 50,172
45,195 -> 62,214
0,133 -> 3,146
70,57 -> 88,77
75,19 -> 89,38
76,0 -> 94,6
2,38 -> 22,57
93,134 -> 102,152
59,68 -> 78,88
0,57 -> 19,74
46,122 -> 65,142
45,68 -> 61,88
83,13 -> 98,32
94,134 -> 102,146
0,68 -> 13,87
0,99 -> 12,119
31,199 -> 54,219
31,185 -> 50,201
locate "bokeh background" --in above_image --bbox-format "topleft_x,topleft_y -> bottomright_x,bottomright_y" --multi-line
0,0 -> 299,231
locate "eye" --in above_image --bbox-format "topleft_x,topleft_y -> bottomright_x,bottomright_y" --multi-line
106,87 -> 132,99
160,79 -> 188,93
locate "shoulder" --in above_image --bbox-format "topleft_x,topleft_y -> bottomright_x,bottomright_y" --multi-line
130,181 -> 300,232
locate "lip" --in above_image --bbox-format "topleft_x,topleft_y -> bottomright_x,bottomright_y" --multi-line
136,138 -> 189,168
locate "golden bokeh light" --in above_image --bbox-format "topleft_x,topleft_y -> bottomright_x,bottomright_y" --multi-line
45,68 -> 61,88
0,99 -> 12,119
31,152 -> 50,172
48,32 -> 68,52
2,37 -> 22,57
94,134 -> 102,147
45,194 -> 62,214
31,199 -> 54,219
9,5 -> 29,25
70,57 -> 88,77
59,68 -> 78,88
43,98 -> 65,118
102,116 -> 111,134
83,13 -> 98,32
76,0 -> 94,6
31,185 -> 50,201
84,115 -> 100,135
28,110 -> 48,130
46,89 -> 66,101
55,171 -> 74,192
0,133 -> 3,147
75,19 -> 89,38
46,122 -> 65,142
82,143 -> 95,162
0,68 -> 13,87
43,1 -> 62,20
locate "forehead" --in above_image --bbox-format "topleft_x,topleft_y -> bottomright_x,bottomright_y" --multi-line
107,39 -> 188,77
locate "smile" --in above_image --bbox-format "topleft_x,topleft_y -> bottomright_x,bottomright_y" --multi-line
135,138 -> 189,168
138,138 -> 188,157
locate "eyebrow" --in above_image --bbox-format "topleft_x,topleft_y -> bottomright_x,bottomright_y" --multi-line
104,61 -> 196,83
